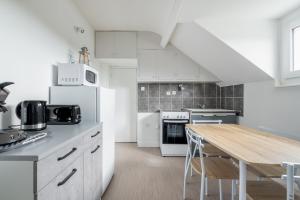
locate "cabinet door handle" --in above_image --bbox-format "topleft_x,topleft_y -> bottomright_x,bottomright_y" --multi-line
91,145 -> 101,154
57,168 -> 77,187
91,131 -> 100,138
57,147 -> 77,161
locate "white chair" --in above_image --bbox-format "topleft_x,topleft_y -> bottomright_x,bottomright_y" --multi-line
183,127 -> 239,200
191,120 -> 232,196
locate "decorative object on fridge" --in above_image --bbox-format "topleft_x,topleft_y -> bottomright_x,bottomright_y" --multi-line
68,49 -> 75,64
79,47 -> 90,65
0,82 -> 14,113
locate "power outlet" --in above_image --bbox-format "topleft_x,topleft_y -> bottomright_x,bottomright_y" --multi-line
166,91 -> 171,96
172,91 -> 176,95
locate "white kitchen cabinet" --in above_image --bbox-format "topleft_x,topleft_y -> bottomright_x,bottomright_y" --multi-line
137,113 -> 160,147
84,141 -> 102,200
0,125 -> 104,200
96,31 -> 136,58
137,50 -> 158,81
38,156 -> 84,200
137,49 -> 202,82
137,31 -> 162,50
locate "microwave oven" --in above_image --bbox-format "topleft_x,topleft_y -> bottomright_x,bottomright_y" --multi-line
58,63 -> 99,86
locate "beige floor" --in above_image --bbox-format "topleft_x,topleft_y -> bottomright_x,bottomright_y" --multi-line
102,143 -> 235,200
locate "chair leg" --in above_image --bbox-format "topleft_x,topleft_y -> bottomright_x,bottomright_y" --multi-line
219,179 -> 223,200
231,180 -> 236,200
183,153 -> 191,199
200,173 -> 205,200
205,177 -> 208,196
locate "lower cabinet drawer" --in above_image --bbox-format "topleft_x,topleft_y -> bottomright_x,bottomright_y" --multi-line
37,137 -> 83,191
84,142 -> 102,200
37,156 -> 84,200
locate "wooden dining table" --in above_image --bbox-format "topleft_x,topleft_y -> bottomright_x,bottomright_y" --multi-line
186,124 -> 300,200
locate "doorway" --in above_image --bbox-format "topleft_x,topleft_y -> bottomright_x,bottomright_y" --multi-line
110,67 -> 137,142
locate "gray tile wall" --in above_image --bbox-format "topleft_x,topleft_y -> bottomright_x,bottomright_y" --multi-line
138,82 -> 221,112
220,84 -> 244,116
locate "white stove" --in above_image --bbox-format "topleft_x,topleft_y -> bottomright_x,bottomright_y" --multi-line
160,111 -> 189,156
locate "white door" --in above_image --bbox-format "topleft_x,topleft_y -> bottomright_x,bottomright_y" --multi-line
110,67 -> 137,142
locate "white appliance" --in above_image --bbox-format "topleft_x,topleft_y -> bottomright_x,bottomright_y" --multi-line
58,63 -> 99,86
160,111 -> 190,156
49,86 -> 115,195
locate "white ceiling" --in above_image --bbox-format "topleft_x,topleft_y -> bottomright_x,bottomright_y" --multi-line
179,0 -> 300,22
73,0 -> 175,34
74,0 -> 300,33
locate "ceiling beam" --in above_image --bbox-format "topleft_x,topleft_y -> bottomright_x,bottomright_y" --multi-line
160,0 -> 185,48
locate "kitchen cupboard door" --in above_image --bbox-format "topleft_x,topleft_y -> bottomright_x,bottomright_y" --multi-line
95,31 -> 136,58
115,32 -> 137,58
95,32 -> 115,58
137,50 -> 158,81
38,156 -> 84,200
174,53 -> 201,81
84,143 -> 102,200
137,113 -> 160,147
156,50 -> 177,81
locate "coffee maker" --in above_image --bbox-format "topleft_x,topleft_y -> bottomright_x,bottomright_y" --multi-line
16,101 -> 47,131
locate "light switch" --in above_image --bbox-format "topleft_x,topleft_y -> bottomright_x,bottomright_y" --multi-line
166,91 -> 171,96
141,87 -> 145,91
172,91 -> 176,95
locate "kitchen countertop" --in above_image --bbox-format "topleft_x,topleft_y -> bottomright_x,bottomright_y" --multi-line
0,123 -> 100,161
182,108 -> 237,113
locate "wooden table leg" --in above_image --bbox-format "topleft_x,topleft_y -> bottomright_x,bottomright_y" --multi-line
239,160 -> 247,200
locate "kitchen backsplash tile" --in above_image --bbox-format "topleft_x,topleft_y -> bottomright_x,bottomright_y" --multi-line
234,84 -> 244,98
182,83 -> 193,98
138,97 -> 148,112
171,98 -> 182,111
194,83 -> 205,97
159,83 -> 170,98
220,84 -> 244,116
149,97 -> 160,112
205,83 -> 217,97
183,98 -> 194,109
160,97 -> 172,111
149,83 -> 159,97
138,82 -> 244,115
138,83 -> 148,98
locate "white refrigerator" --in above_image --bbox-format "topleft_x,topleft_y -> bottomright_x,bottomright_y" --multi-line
49,86 -> 115,195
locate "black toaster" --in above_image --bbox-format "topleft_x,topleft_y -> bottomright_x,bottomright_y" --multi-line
46,105 -> 81,125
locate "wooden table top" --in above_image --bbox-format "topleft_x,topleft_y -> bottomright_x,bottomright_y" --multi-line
186,124 -> 300,164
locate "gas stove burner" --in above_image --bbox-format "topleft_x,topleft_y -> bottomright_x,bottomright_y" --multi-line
0,129 -> 47,152
0,129 -> 27,146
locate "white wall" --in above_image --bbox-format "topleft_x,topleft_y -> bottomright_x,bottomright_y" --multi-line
239,80 -> 300,140
195,19 -> 278,79
0,0 -> 94,128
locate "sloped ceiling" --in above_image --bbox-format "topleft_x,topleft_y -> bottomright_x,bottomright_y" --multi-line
171,23 -> 271,85
73,0 -> 300,84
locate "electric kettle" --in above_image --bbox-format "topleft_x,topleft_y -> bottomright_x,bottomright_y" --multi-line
16,100 -> 47,131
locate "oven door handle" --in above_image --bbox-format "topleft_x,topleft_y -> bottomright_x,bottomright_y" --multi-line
163,120 -> 189,123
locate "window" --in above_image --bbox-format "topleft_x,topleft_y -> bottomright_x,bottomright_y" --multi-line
292,26 -> 300,72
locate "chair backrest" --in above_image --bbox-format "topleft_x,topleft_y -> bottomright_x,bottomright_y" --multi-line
192,120 -> 223,124
185,128 -> 205,168
282,162 -> 300,200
